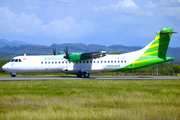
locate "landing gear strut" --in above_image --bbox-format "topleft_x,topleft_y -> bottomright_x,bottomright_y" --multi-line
77,71 -> 82,78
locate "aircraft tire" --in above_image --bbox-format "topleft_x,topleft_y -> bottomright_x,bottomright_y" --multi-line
11,73 -> 16,77
11,74 -> 16,77
77,72 -> 82,78
84,72 -> 89,78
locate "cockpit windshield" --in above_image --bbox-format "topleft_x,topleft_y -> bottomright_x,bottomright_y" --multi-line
10,59 -> 15,62
10,59 -> 22,62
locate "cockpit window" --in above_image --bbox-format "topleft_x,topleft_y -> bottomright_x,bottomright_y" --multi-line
15,59 -> 18,62
10,59 -> 15,62
10,59 -> 22,62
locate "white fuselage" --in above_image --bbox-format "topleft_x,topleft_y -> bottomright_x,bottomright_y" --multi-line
2,55 -> 128,74
2,42 -> 151,75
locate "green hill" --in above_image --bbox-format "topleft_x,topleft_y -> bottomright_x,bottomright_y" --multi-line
0,43 -> 179,61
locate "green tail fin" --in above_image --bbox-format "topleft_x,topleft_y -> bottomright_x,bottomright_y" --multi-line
112,28 -> 176,71
142,28 -> 176,57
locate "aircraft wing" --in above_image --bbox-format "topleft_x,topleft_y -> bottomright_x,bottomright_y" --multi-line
67,51 -> 108,61
81,51 -> 108,59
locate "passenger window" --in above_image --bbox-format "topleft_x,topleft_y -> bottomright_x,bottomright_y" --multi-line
62,61 -> 64,64
101,61 -> 103,63
48,61 -> 50,64
114,61 -> 116,63
59,61 -> 60,64
118,61 -> 120,63
108,61 -> 110,63
97,61 -> 99,63
76,61 -> 78,63
111,61 -> 113,63
83,61 -> 85,63
90,61 -> 92,63
45,62 -> 47,64
94,61 -> 96,63
121,60 -> 123,63
79,61 -> 81,63
124,60 -> 126,63
86,61 -> 88,63
15,59 -> 18,62
66,61 -> 67,64
41,62 -> 43,64
52,61 -> 54,64
104,61 -> 106,63
19,59 -> 22,62
55,61 -> 57,64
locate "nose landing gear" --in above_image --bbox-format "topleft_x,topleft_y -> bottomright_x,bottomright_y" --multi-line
11,72 -> 16,77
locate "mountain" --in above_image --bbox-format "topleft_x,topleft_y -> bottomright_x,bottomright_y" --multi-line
0,39 -> 28,48
0,43 -> 180,61
50,43 -> 142,53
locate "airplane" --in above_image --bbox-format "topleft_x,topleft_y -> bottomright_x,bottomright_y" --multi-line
2,28 -> 177,78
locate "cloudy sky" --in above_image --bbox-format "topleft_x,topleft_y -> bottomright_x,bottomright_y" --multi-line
0,0 -> 180,47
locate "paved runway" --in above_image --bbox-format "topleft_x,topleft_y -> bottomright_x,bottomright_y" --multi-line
0,76 -> 180,81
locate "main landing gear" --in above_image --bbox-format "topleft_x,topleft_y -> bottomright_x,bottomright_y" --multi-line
77,71 -> 89,78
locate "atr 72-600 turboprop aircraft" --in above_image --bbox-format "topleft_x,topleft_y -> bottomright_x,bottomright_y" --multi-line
2,28 -> 177,78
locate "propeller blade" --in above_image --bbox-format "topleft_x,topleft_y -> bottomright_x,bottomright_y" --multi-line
52,48 -> 56,55
63,45 -> 69,60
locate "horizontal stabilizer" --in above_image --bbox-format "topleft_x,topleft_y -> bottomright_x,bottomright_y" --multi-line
160,31 -> 177,34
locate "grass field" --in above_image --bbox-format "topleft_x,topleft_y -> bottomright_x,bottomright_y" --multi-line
0,80 -> 180,119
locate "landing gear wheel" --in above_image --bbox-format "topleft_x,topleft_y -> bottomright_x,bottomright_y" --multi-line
83,72 -> 89,78
11,75 -> 16,77
77,72 -> 82,78
11,73 -> 16,77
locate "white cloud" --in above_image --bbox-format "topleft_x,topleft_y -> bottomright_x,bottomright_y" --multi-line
163,7 -> 180,19
93,0 -> 144,16
144,1 -> 157,9
158,0 -> 180,19
159,0 -> 180,7
0,7 -> 95,42
25,5 -> 40,10
0,7 -> 42,36
134,0 -> 180,19
42,17 -> 94,39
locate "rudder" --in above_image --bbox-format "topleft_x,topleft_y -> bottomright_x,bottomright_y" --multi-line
142,28 -> 176,57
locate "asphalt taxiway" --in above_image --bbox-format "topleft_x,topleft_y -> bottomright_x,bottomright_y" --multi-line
0,76 -> 180,81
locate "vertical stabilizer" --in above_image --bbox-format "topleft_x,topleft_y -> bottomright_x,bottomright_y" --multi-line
142,28 -> 176,57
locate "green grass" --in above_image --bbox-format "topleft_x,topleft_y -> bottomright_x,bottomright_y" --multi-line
0,80 -> 180,119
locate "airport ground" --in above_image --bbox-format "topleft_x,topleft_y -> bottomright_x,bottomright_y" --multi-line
0,78 -> 180,119
0,75 -> 180,81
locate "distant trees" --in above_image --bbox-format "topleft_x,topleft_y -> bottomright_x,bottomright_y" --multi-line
172,64 -> 180,75
0,60 -> 6,73
109,52 -> 121,55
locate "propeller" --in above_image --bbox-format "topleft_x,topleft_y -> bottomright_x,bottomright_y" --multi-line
63,46 -> 70,60
52,48 -> 56,55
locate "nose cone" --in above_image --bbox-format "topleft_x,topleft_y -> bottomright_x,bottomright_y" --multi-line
2,64 -> 8,71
